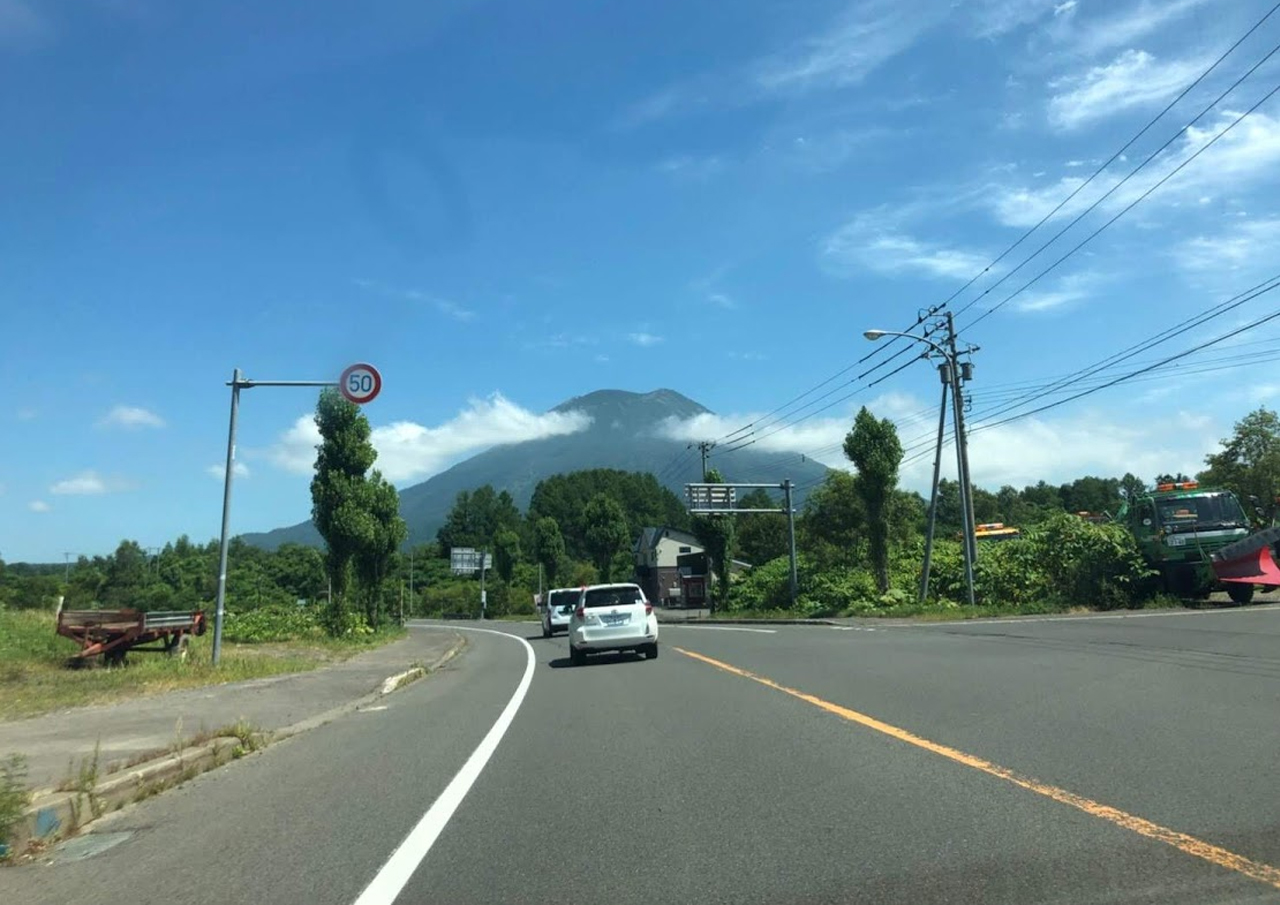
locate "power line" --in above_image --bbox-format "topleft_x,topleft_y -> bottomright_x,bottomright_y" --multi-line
973,285 -> 1280,433
969,271 -> 1280,425
959,72 -> 1280,333
949,5 -> 1280,326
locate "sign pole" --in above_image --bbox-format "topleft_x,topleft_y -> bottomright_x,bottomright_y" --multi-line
210,364 -> 380,665
784,479 -> 798,609
212,368 -> 244,666
919,375 -> 950,603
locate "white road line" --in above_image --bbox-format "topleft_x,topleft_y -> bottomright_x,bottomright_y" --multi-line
352,627 -> 535,905
669,625 -> 777,634
893,602 -> 1280,628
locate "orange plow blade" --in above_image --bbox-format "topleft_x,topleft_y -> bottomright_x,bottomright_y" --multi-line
1210,527 -> 1280,586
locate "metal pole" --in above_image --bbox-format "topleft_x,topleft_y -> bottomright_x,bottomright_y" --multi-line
212,368 -> 243,666
480,547 -> 487,619
946,352 -> 976,607
408,548 -> 415,617
919,375 -> 949,603
784,479 -> 798,608
947,312 -> 979,569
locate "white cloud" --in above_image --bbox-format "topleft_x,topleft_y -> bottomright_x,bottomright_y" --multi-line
657,155 -> 725,180
658,392 -> 922,470
355,279 -> 476,322
98,405 -> 165,429
1176,218 -> 1280,273
960,408 -> 1217,490
771,127 -> 898,173
664,394 -> 1223,494
433,299 -> 476,322
1048,49 -> 1206,130
50,470 -> 136,495
822,218 -> 989,281
968,0 -> 1059,38
27,500 -> 50,513
1062,0 -> 1212,58
205,462 -> 251,481
988,109 -> 1280,229
707,292 -> 735,309
1009,271 -> 1101,313
265,394 -> 593,484
756,1 -> 944,93
629,332 -> 665,347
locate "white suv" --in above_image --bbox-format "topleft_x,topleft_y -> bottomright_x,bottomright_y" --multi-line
568,583 -> 659,665
540,587 -> 579,637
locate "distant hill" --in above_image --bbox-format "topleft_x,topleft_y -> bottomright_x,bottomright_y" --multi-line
240,388 -> 832,550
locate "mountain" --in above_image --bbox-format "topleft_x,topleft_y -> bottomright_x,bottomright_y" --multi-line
240,388 -> 832,550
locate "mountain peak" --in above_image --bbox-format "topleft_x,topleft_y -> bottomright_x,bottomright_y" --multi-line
551,388 -> 711,430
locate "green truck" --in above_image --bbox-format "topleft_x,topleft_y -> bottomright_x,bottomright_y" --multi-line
1115,479 -> 1256,604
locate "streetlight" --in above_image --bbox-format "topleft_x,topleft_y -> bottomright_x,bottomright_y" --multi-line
864,326 -> 977,608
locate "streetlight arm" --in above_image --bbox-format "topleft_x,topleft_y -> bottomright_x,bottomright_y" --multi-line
862,329 -> 950,359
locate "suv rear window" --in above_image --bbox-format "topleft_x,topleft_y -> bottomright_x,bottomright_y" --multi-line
548,591 -> 579,607
584,586 -> 644,608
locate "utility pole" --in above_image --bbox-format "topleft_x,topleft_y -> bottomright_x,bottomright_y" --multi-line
919,372 -> 950,603
944,312 -> 979,570
784,479 -> 798,608
63,552 -> 73,583
690,440 -> 716,479
408,547 -> 415,618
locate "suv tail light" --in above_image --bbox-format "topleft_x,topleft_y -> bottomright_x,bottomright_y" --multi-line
574,604 -> 585,620
645,604 -> 653,616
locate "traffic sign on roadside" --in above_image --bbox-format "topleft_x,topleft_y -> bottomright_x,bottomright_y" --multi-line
339,363 -> 382,405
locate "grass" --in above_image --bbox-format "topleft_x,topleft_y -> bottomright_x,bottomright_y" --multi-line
0,609 -> 405,722
0,754 -> 30,857
698,594 -> 1212,623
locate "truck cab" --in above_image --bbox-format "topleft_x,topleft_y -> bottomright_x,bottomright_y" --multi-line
1117,480 -> 1254,602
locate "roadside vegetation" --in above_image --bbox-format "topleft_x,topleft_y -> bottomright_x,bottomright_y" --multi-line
0,608 -> 400,721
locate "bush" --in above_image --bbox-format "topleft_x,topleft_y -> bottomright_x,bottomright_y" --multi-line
222,606 -> 324,643
921,515 -> 1155,609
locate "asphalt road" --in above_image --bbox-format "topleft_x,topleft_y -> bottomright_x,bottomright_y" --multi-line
6,605 -> 1280,904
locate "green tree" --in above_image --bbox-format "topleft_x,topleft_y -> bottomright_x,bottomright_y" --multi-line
99,540 -> 151,608
691,468 -> 735,612
310,388 -> 378,632
436,486 -> 522,552
1199,407 -> 1280,523
736,489 -> 789,565
493,529 -> 521,584
1120,472 -> 1147,502
843,407 -> 904,593
532,517 -> 565,586
354,473 -> 408,628
582,494 -> 630,581
528,469 -> 689,560
801,471 -> 865,568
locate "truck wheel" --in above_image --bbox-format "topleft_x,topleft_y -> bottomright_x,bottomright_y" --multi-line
1226,583 -> 1255,606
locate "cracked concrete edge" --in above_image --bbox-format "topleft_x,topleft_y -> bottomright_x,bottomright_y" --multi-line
8,736 -> 242,856
6,631 -> 469,857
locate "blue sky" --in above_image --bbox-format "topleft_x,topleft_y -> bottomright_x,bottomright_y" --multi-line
4,0 -> 1280,562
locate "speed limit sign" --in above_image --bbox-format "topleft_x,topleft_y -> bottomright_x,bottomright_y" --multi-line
339,363 -> 382,405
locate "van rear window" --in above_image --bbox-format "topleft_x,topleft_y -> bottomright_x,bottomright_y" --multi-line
584,587 -> 643,608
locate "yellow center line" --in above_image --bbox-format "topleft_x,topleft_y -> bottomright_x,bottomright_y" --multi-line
673,646 -> 1280,891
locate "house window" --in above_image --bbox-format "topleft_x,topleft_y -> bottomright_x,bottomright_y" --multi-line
679,546 -> 691,553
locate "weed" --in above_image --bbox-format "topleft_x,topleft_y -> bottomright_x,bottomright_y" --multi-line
0,754 -> 31,858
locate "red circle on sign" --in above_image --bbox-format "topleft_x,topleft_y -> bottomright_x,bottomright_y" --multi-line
339,363 -> 382,405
